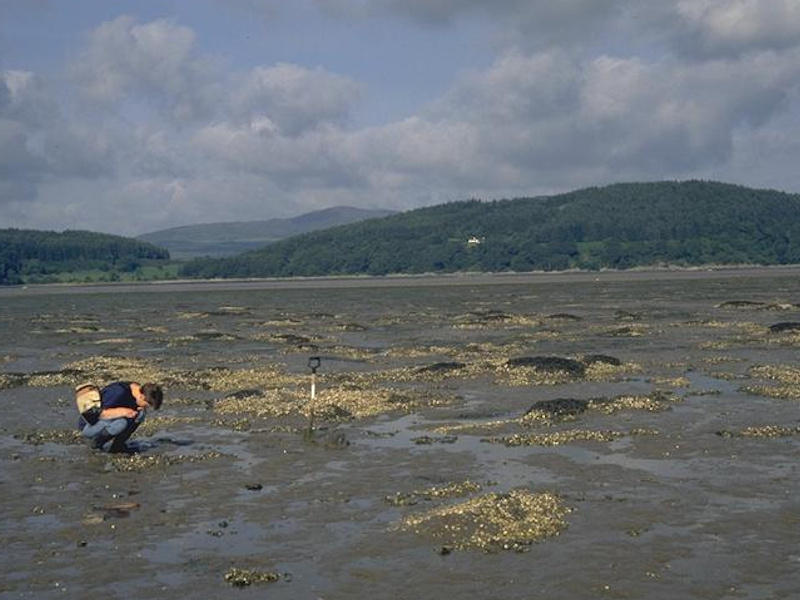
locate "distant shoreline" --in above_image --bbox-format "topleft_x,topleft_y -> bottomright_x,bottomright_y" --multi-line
2,264 -> 800,297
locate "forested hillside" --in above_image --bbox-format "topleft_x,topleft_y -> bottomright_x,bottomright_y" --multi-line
179,181 -> 800,279
138,206 -> 396,259
0,229 -> 170,284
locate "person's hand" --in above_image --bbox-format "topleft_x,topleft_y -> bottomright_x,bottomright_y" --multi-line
123,408 -> 138,419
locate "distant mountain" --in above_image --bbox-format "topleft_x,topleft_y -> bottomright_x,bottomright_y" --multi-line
178,180 -> 800,279
138,206 -> 396,259
0,229 -> 170,285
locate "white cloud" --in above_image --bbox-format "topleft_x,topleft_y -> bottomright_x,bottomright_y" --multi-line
2,70 -> 56,127
70,16 -> 219,123
0,118 -> 46,202
228,63 -> 362,135
677,0 -> 800,56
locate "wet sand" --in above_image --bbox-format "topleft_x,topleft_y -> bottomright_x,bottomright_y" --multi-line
1,270 -> 800,599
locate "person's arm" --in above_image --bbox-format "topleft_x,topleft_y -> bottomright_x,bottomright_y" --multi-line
100,407 -> 138,419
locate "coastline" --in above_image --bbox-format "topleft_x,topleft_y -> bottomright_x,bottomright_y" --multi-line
2,264 -> 800,297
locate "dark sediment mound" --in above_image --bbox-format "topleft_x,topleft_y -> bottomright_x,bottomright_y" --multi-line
270,333 -> 313,344
523,398 -> 590,422
719,301 -> 799,311
768,322 -> 800,333
614,310 -> 642,321
718,300 -> 767,309
469,310 -> 513,322
505,356 -> 586,377
545,313 -> 582,321
580,354 -> 622,367
224,389 -> 262,400
416,362 -> 467,375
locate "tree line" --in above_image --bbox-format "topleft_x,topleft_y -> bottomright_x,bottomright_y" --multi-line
0,229 -> 170,285
179,180 -> 800,279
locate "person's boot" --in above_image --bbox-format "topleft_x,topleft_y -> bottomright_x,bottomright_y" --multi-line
109,438 -> 134,454
90,428 -> 111,450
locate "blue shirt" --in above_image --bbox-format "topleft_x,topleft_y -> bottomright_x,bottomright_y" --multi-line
101,382 -> 137,410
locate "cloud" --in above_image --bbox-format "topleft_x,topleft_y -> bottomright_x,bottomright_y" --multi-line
0,118 -> 46,202
1,70 -> 56,127
228,63 -> 362,135
676,0 -> 800,56
343,46 -> 800,194
70,16 -> 220,123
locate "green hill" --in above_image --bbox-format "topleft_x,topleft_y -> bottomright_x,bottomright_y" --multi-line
138,206 -> 396,259
179,181 -> 800,279
0,229 -> 171,285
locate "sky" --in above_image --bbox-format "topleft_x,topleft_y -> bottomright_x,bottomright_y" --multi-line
2,0 -> 800,236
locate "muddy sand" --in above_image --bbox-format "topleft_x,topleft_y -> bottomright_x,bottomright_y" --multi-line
1,269 -> 800,599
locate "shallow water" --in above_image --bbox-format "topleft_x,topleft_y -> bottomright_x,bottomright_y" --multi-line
2,270 -> 800,599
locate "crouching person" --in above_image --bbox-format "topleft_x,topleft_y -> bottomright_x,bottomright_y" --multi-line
79,382 -> 164,453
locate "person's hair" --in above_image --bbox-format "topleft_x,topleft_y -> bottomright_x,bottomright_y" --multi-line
142,383 -> 164,410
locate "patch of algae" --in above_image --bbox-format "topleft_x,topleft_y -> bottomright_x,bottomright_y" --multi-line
742,365 -> 800,399
0,372 -> 28,390
482,428 -> 658,447
180,366 -> 297,392
214,389 -> 302,419
521,392 -> 678,426
717,425 -> 800,438
398,489 -> 570,552
109,451 -> 223,472
344,354 -> 640,387
224,568 -> 281,587
750,364 -> 800,384
24,356 -> 298,394
701,356 -> 746,365
589,324 -> 650,338
651,376 -> 691,387
214,385 -> 455,421
496,356 -> 640,387
311,386 -> 455,420
16,429 -> 83,445
432,392 -> 675,434
381,345 -> 458,359
386,481 -> 485,506
452,312 -> 541,330
60,356 -> 169,386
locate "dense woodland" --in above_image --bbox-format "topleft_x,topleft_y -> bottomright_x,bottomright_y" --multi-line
179,181 -> 800,279
0,229 -> 169,284
5,181 -> 800,285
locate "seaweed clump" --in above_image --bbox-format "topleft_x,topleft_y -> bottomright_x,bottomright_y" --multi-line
743,364 -> 800,400
717,425 -> 800,438
482,428 -> 658,447
224,568 -> 281,587
521,392 -> 675,426
497,354 -> 636,386
110,451 -> 223,472
769,322 -> 800,334
0,372 -> 29,390
505,356 -> 585,376
415,362 -> 467,375
398,490 -> 569,552
16,429 -> 83,445
386,480 -> 484,506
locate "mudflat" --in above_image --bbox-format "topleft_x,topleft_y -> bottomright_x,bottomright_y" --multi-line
2,269 -> 800,599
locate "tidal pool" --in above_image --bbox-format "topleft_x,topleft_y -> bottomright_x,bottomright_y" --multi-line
1,269 -> 799,599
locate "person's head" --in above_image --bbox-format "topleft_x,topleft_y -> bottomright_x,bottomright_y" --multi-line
141,383 -> 164,410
